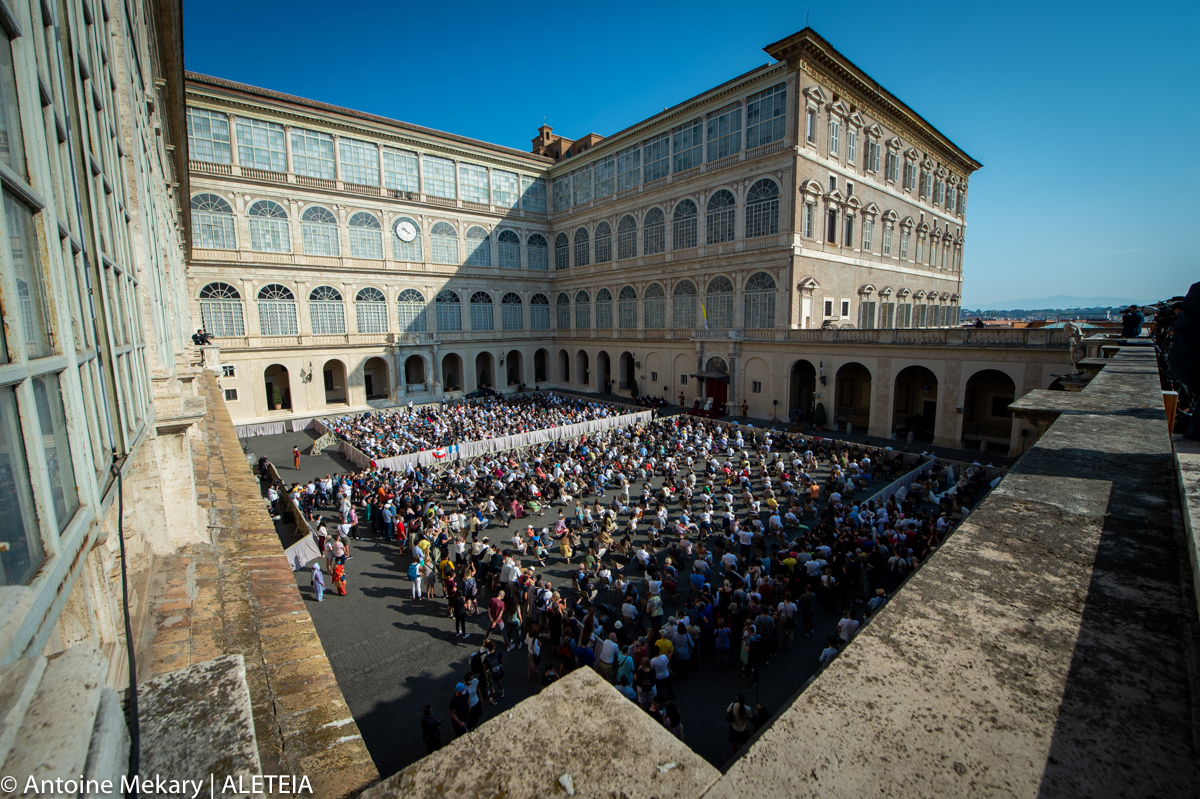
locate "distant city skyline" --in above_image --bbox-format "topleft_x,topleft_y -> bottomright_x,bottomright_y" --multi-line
182,0 -> 1198,306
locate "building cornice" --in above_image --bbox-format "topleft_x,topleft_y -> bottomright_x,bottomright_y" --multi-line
766,28 -> 982,175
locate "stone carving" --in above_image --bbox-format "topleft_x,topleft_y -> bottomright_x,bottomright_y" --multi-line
1066,321 -> 1087,375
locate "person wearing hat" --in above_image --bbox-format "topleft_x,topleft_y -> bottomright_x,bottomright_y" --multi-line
448,682 -> 471,737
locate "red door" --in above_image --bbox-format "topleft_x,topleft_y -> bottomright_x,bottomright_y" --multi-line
707,378 -> 728,413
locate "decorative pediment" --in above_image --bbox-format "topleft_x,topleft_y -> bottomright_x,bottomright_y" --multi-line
828,100 -> 851,119
930,227 -> 943,240
863,201 -> 880,216
900,215 -> 915,229
800,179 -> 824,197
824,189 -> 845,204
927,288 -> 941,298
866,123 -> 883,138
949,174 -> 960,185
887,137 -> 902,151
922,157 -> 936,170
936,165 -> 948,178
955,232 -> 965,244
858,283 -> 876,296
882,209 -> 899,223
797,276 -> 820,294
913,289 -> 927,300
845,196 -> 862,212
950,293 -> 960,302
905,148 -> 920,161
803,85 -> 828,105
916,221 -> 930,234
849,112 -> 865,128
897,287 -> 911,298
879,285 -> 894,297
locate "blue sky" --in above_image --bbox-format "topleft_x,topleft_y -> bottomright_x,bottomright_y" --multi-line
183,0 -> 1198,307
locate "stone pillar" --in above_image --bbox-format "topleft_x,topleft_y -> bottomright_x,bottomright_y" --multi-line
394,347 -> 407,398
932,359 -> 962,449
283,125 -> 294,174
332,134 -> 342,183
227,114 -> 240,168
869,357 -> 892,439
432,345 -> 441,394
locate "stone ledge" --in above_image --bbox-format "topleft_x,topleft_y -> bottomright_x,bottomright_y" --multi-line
360,668 -> 720,799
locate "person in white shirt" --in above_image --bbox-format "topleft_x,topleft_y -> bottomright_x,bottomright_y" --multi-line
837,611 -> 860,642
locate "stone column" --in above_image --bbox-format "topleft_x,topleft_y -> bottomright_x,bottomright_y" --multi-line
283,124 -> 294,174
332,134 -> 343,183
432,345 -> 441,394
932,359 -> 962,449
869,356 -> 892,439
394,346 -> 407,398
227,114 -> 240,168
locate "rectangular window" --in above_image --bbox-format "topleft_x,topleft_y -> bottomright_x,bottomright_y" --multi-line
421,155 -> 456,199
0,386 -> 44,585
881,302 -> 895,328
900,230 -> 910,259
847,128 -> 857,163
617,145 -> 641,191
803,204 -> 814,238
867,139 -> 880,173
841,300 -> 850,317
746,83 -> 787,148
828,118 -> 839,156
672,118 -> 702,172
571,165 -> 592,206
643,133 -> 669,182
650,372 -> 659,383
339,138 -> 379,186
224,388 -> 238,401
6,194 -> 52,358
706,103 -> 742,161
521,176 -> 546,213
805,109 -> 816,143
290,128 -> 335,179
186,108 -> 231,165
886,151 -> 898,182
680,375 -> 688,385
593,156 -> 615,199
826,210 -> 837,243
863,218 -> 873,251
459,163 -> 490,204
221,365 -> 236,377
921,171 -> 932,198
492,169 -> 519,209
234,117 -> 286,172
531,302 -> 549,330
552,175 -> 572,212
915,237 -> 923,263
903,161 -> 914,191
860,301 -> 876,330
752,381 -> 762,394
383,149 -> 420,193
946,185 -> 957,213
883,225 -> 893,255
31,373 -> 79,531
824,299 -> 833,317
844,216 -> 854,247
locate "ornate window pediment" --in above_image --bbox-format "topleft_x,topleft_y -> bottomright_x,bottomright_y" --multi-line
927,288 -> 941,298
882,209 -> 899,223
905,148 -> 920,161
936,165 -> 948,178
803,85 -> 828,105
917,221 -> 930,234
950,293 -> 961,302
913,290 -> 927,300
862,201 -> 880,216
887,137 -> 902,151
879,285 -> 894,297
828,100 -> 851,119
897,287 -> 911,298
849,112 -> 865,128
798,276 -> 820,295
824,189 -> 845,204
931,227 -> 943,241
949,174 -> 960,185
845,196 -> 862,213
858,283 -> 876,296
866,123 -> 883,138
800,179 -> 824,197
900,215 -> 915,229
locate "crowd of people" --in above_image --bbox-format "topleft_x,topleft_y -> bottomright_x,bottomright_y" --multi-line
323,394 -> 623,458
269,415 -> 989,757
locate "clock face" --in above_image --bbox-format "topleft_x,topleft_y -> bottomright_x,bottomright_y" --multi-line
395,220 -> 417,242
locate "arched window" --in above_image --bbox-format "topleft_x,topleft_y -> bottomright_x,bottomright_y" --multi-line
594,221 -> 612,263
397,288 -> 427,333
498,230 -> 520,269
574,227 -> 590,267
574,290 -> 591,330
431,221 -> 458,265
465,226 -> 491,267
643,207 -> 665,255
618,285 -> 638,329
309,286 -> 345,335
247,200 -> 290,253
672,200 -> 697,250
595,288 -> 613,330
301,206 -> 339,256
527,233 -> 548,271
744,271 -> 776,329
554,232 -> 570,270
530,293 -> 550,330
347,211 -> 383,259
706,189 -> 736,244
706,276 -> 734,329
745,179 -> 779,238
556,292 -> 571,330
501,292 -> 523,331
198,282 -> 243,336
355,287 -> 388,333
616,215 -> 637,259
643,283 -> 665,329
469,291 -> 494,331
435,289 -> 461,332
257,284 -> 297,336
393,216 -> 423,263
191,194 -> 236,250
672,280 -> 697,330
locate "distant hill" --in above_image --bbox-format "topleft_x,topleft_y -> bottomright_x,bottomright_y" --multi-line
967,295 -> 1152,312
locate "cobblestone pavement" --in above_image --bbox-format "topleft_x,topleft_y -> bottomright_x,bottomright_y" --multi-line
249,424 -> 934,777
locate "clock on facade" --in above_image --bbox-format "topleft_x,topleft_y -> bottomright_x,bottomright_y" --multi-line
395,219 -> 417,242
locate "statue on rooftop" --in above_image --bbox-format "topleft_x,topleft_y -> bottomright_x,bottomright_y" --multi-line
1065,321 -> 1087,375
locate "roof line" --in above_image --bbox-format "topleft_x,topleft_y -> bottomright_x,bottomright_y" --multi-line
185,72 -> 554,165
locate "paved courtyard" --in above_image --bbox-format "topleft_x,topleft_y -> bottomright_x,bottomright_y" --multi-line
246,418 -> 959,778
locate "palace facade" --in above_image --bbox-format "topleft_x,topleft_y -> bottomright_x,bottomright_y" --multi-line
187,28 -> 1064,454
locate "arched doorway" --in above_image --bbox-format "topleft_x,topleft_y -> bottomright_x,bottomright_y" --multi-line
619,351 -> 635,392
404,355 -> 427,391
964,369 -> 1016,452
702,356 -> 729,413
533,349 -> 548,384
557,349 -> 570,384
363,357 -> 389,401
597,351 -> 612,393
576,350 -> 590,386
442,353 -> 463,392
264,364 -> 291,411
322,360 -> 347,405
892,365 -> 938,441
788,360 -> 817,423
834,362 -> 871,431
475,352 -> 495,390
505,350 -> 523,387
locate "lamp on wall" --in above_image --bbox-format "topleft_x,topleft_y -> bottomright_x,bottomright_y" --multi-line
634,360 -> 642,369
818,360 -> 827,386
302,361 -> 314,384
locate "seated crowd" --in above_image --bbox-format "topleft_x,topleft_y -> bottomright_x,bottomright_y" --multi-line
272,417 -> 991,749
324,393 -> 620,458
